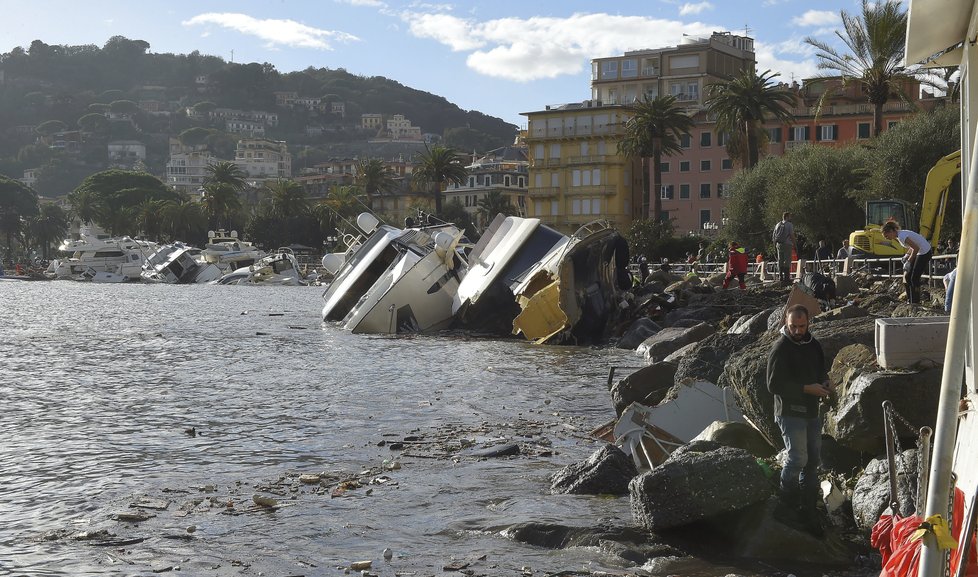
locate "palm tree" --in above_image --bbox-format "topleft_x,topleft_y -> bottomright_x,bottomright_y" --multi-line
161,199 -> 207,242
476,190 -> 516,225
706,69 -> 797,169
29,203 -> 69,259
204,161 -> 247,191
805,0 -> 914,137
413,145 -> 468,216
201,182 -> 243,230
355,158 -> 397,210
264,180 -> 309,219
617,94 -> 693,222
0,176 -> 39,253
132,199 -> 165,240
66,187 -> 103,226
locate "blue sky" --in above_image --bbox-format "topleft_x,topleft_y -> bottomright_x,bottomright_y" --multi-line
3,0 -> 889,127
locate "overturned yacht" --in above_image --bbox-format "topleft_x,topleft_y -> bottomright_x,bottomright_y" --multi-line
320,213 -> 466,334
141,243 -> 223,284
214,248 -> 303,286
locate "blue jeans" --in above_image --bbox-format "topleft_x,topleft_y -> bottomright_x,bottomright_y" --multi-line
776,415 -> 822,493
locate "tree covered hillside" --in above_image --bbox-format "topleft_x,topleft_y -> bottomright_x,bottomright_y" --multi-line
0,37 -> 517,196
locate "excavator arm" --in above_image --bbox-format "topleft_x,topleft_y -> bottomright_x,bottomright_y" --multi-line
918,149 -> 961,246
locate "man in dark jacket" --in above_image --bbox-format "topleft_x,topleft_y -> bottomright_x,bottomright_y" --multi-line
767,304 -> 834,537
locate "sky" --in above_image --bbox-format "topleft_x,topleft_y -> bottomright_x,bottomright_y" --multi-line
2,0 -> 892,128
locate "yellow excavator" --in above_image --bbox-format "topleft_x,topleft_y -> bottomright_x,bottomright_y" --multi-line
849,149 -> 961,257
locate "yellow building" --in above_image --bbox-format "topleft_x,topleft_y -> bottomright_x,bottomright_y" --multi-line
521,101 -> 636,235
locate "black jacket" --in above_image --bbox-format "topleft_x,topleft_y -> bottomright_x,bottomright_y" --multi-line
766,329 -> 827,418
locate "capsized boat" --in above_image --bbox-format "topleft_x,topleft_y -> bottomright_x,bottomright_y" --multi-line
214,248 -> 303,286
141,243 -> 222,284
451,214 -> 566,335
200,229 -> 266,272
511,220 -> 633,345
321,212 -> 467,334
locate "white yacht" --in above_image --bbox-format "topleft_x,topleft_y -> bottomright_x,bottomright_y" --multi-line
45,231 -> 158,281
321,213 -> 467,334
199,229 -> 266,272
214,248 -> 303,286
141,243 -> 222,284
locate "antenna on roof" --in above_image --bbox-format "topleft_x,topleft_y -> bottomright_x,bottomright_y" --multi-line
744,24 -> 752,36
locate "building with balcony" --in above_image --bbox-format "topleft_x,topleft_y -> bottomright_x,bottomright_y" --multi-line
658,76 -> 940,235
590,32 -> 755,108
233,139 -> 291,180
444,146 -> 529,231
108,140 -> 146,168
166,149 -> 220,196
521,100 -> 635,234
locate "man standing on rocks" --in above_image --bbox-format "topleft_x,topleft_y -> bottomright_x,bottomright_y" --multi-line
767,304 -> 833,537
772,212 -> 796,285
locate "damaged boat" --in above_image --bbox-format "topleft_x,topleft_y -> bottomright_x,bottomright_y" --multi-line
320,213 -> 467,334
452,215 -> 631,344
141,243 -> 222,284
214,248 -> 303,286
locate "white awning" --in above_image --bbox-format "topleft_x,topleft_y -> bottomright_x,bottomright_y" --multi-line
904,0 -> 971,66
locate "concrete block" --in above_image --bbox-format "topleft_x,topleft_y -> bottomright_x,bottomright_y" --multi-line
874,316 -> 949,369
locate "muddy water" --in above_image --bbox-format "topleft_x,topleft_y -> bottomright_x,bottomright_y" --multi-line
0,281 -> 778,577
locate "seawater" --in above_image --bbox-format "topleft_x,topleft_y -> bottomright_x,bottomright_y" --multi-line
0,281 -> 654,576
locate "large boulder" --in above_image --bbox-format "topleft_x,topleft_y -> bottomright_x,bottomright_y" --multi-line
722,317 -> 877,449
629,443 -> 771,532
825,368 -> 943,454
828,344 -> 879,396
550,443 -> 638,495
727,308 -> 777,335
637,322 -> 716,363
691,420 -> 776,458
664,305 -> 726,327
834,275 -> 859,299
617,317 -> 663,350
673,332 -> 756,386
610,361 -> 677,416
851,449 -> 919,531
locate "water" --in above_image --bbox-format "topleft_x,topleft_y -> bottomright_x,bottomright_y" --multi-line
1,281 -> 694,576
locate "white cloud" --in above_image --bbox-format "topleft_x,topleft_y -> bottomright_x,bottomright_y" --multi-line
182,13 -> 359,50
679,2 -> 714,16
792,10 -> 840,27
754,41 -> 820,84
400,11 -> 716,81
336,0 -> 387,7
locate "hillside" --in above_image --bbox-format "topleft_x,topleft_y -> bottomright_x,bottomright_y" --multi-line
0,36 -> 518,196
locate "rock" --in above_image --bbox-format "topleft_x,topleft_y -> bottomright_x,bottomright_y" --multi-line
664,304 -> 727,326
727,308 -> 777,335
706,497 -> 853,565
673,332 -> 755,386
691,421 -> 776,458
662,341 -> 698,363
637,322 -> 716,363
825,367 -> 943,454
851,449 -> 919,531
828,344 -> 879,399
859,293 -> 899,316
819,435 -> 869,479
668,317 -> 708,328
350,561 -> 373,571
463,443 -> 521,458
550,443 -> 638,495
383,548 -> 393,561
815,303 -> 870,322
299,474 -> 321,484
722,317 -> 877,449
253,495 -> 278,508
629,446 -> 771,531
610,362 -> 677,416
503,522 -> 684,563
892,303 -> 945,318
834,275 -> 859,299
617,318 -> 662,350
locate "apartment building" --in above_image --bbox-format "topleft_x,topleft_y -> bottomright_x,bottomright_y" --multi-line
233,139 -> 292,180
444,146 -> 529,231
166,149 -> 220,196
521,32 -> 756,234
659,76 -> 938,235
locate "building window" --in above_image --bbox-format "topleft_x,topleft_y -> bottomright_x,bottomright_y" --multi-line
660,184 -> 674,199
681,134 -> 691,148
550,143 -> 561,158
721,158 -> 733,170
817,125 -> 837,141
767,127 -> 782,143
621,59 -> 638,78
700,209 -> 711,228
700,183 -> 711,199
551,200 -> 559,216
518,176 -> 525,187
601,61 -> 618,80
700,132 -> 712,147
700,160 -> 711,171
718,131 -> 730,146
504,176 -> 511,186
660,162 -> 670,173
718,182 -> 729,198
857,123 -> 871,139
680,184 -> 690,199
680,161 -> 690,172
888,120 -> 899,129
790,126 -> 810,141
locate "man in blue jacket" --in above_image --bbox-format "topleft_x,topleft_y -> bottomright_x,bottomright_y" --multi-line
767,304 -> 834,537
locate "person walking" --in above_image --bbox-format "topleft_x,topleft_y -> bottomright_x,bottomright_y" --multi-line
721,241 -> 749,290
836,239 -> 851,273
881,220 -> 933,305
772,212 -> 796,284
767,304 -> 833,537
